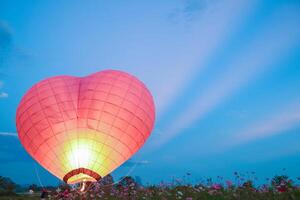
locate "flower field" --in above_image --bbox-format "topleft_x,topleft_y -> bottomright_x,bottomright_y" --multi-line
1,174 -> 300,199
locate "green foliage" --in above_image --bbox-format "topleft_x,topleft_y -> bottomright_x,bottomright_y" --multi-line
0,176 -> 17,196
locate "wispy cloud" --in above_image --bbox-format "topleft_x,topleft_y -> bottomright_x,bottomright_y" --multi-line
155,0 -> 254,117
227,106 -> 300,148
0,80 -> 8,98
0,21 -> 13,67
0,20 -> 32,73
0,80 -> 3,88
0,132 -> 17,137
151,6 -> 300,148
121,160 -> 150,168
214,102 -> 300,155
168,0 -> 212,23
0,21 -> 13,48
0,92 -> 8,98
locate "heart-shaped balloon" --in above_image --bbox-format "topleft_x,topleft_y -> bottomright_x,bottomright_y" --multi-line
16,70 -> 155,184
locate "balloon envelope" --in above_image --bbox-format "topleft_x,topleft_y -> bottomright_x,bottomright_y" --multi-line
16,70 -> 155,184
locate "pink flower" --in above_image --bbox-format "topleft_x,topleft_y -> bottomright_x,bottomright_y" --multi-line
277,186 -> 287,193
226,180 -> 233,187
211,184 -> 222,190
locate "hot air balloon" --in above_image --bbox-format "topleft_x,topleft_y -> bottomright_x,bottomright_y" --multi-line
16,70 -> 155,184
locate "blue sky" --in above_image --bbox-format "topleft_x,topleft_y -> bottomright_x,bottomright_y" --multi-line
0,0 -> 300,186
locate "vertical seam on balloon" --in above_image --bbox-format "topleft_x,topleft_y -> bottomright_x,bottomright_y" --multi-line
86,76 -> 99,173
49,78 -> 75,174
76,77 -> 82,171
121,78 -> 142,156
99,73 -> 129,172
119,82 -> 149,146
16,96 -> 27,140
47,79 -> 71,173
136,86 -> 146,148
109,75 -> 134,160
100,73 -> 121,174
17,89 -> 34,142
126,93 -> 144,150
25,101 -> 39,155
34,80 -> 60,171
76,78 -> 81,119
86,73 -> 116,175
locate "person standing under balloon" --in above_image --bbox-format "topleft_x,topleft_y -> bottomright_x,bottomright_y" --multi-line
40,188 -> 48,200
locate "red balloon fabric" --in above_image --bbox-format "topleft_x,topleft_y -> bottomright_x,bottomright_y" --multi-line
16,70 -> 155,184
